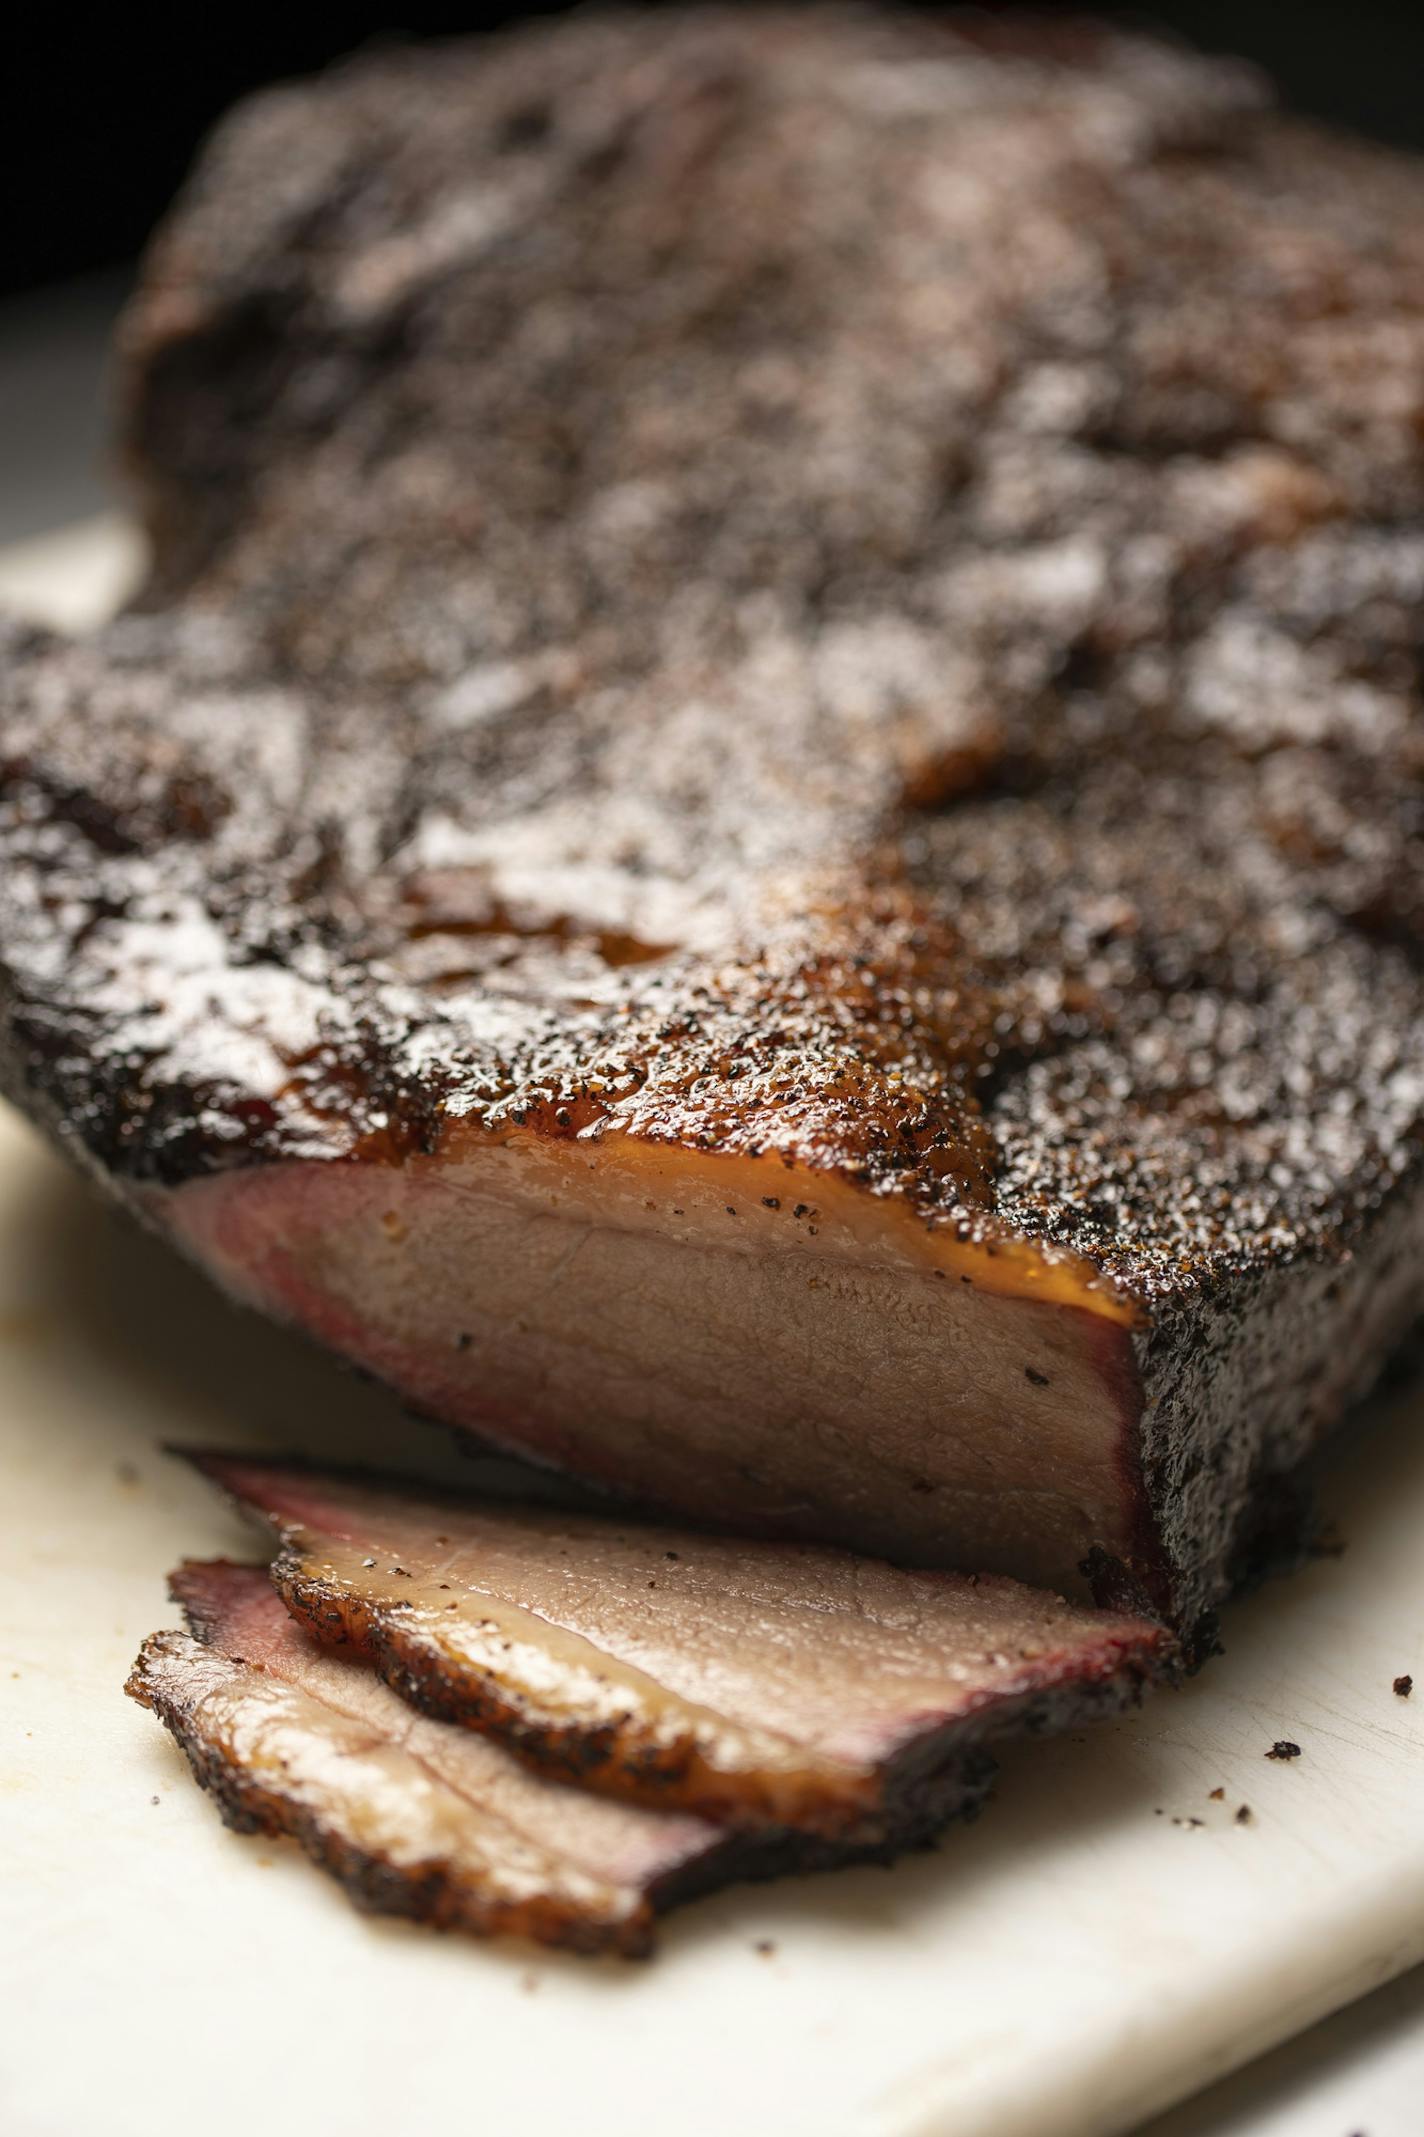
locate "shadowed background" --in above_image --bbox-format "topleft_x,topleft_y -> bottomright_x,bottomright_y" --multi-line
5,4 -> 1424,297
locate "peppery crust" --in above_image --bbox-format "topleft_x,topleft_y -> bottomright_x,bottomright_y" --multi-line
3,9 -> 1417,1292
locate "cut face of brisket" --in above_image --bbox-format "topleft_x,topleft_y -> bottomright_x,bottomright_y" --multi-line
190,1453 -> 1167,1839
6,11 -> 1424,1636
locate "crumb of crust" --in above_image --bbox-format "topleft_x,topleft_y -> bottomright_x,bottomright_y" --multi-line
1265,1740 -> 1302,1761
1208,1787 -> 1225,1801
1171,1816 -> 1204,1830
1235,1804 -> 1253,1824
1394,1674 -> 1413,1698
754,1939 -> 777,1957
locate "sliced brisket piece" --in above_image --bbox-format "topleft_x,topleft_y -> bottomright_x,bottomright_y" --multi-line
127,1560 -> 914,1956
189,1452 -> 1167,1839
7,13 -> 1424,1636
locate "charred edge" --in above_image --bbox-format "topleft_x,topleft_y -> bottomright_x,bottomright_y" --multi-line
993,1647 -> 1169,1738
648,1794 -> 987,1917
125,1634 -> 657,1958
126,1637 -> 284,1840
878,1630 -> 1171,1812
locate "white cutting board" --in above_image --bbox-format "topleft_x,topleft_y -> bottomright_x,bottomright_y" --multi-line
1,521 -> 1422,2137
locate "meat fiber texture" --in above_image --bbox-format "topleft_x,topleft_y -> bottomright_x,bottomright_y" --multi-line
4,10 -> 1424,1640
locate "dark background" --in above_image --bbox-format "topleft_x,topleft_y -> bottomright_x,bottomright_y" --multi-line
5,2 -> 1424,299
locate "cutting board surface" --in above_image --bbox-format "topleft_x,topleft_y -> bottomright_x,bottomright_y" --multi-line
1,523 -> 1422,2137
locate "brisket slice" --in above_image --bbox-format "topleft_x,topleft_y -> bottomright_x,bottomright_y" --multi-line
6,13 -> 1424,1637
128,1560 -> 930,1956
190,1451 -> 1167,1838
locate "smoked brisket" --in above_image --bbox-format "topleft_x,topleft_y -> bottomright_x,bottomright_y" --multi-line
5,12 -> 1424,1638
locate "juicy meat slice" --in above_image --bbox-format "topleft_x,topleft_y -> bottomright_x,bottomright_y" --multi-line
191,1453 -> 1168,1839
166,1132 -> 1149,1599
6,11 -> 1424,1638
126,1561 -> 864,1956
